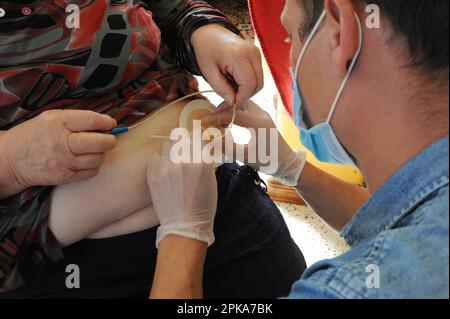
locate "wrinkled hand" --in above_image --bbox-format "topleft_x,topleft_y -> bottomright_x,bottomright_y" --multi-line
0,109 -> 117,189
191,24 -> 263,108
147,142 -> 218,248
203,100 -> 307,186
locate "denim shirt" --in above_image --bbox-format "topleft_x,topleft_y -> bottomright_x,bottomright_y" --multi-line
289,136 -> 449,299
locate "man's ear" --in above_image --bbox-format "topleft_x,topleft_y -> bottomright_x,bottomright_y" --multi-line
324,0 -> 359,77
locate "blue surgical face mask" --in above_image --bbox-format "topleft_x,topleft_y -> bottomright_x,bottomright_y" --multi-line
293,11 -> 363,167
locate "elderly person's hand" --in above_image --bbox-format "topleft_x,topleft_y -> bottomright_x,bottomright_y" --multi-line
0,110 -> 117,198
191,24 -> 264,108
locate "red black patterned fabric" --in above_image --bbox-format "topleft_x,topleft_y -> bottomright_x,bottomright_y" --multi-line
0,0 -> 239,294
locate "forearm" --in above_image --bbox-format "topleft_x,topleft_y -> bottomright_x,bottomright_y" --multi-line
0,131 -> 26,199
296,162 -> 370,231
150,235 -> 207,299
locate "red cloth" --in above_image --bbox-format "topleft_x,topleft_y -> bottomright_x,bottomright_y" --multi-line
249,0 -> 293,117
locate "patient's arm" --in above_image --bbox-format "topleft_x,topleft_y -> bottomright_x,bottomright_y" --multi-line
49,101 -> 189,247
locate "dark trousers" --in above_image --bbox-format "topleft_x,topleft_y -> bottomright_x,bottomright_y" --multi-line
2,164 -> 306,299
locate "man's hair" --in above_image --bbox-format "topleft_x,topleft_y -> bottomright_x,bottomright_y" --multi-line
298,0 -> 449,82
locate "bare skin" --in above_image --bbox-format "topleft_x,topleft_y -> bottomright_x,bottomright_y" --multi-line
150,235 -> 207,299
49,100 -> 189,247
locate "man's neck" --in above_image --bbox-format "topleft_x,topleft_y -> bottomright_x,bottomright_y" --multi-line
355,92 -> 449,193
361,129 -> 448,194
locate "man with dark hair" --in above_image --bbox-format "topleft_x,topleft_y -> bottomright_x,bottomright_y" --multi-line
299,0 -> 449,80
144,0 -> 448,298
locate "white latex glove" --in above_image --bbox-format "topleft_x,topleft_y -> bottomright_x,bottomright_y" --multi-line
147,142 -> 218,248
202,100 -> 307,187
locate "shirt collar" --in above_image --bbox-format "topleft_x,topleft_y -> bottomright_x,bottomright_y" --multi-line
342,135 -> 449,246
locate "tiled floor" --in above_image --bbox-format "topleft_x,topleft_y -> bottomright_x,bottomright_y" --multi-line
276,203 -> 349,266
208,0 -> 255,39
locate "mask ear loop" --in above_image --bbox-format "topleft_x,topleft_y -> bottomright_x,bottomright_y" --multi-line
122,90 -> 237,141
326,12 -> 364,123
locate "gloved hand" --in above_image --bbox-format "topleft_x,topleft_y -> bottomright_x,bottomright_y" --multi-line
147,142 -> 218,248
202,100 -> 307,187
